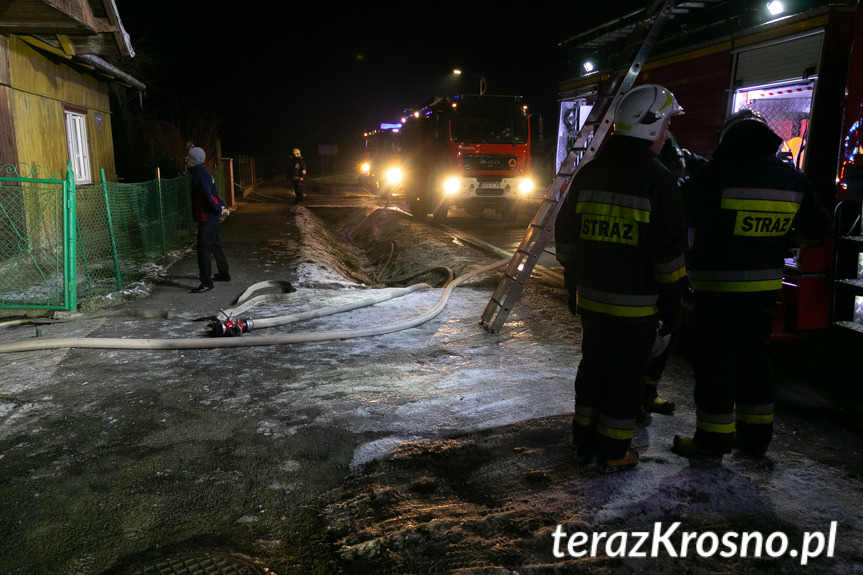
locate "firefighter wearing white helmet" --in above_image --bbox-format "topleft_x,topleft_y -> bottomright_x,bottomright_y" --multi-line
614,84 -> 684,142
554,83 -> 689,473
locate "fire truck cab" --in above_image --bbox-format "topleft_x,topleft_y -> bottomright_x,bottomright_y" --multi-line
359,123 -> 402,198
400,94 -> 537,222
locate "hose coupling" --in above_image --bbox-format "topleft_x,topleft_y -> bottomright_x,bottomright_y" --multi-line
212,318 -> 254,337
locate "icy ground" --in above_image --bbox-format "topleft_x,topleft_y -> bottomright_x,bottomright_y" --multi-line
0,181 -> 862,574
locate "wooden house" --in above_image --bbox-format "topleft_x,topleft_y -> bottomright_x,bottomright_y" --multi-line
0,0 -> 144,182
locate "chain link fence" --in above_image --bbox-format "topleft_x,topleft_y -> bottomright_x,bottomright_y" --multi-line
1,164 -> 226,311
0,174 -> 66,308
74,169 -> 226,303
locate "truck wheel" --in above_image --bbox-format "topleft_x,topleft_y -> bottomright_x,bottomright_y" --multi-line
432,201 -> 448,222
408,194 -> 428,217
406,180 -> 430,217
427,172 -> 448,222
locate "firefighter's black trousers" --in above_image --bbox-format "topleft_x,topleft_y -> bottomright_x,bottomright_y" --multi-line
573,310 -> 656,460
692,291 -> 776,454
196,219 -> 229,288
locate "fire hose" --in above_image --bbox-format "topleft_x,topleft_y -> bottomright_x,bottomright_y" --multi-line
0,259 -> 507,353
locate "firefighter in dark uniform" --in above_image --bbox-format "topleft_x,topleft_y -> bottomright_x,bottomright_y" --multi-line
289,148 -> 306,204
672,110 -> 831,466
555,84 -> 689,473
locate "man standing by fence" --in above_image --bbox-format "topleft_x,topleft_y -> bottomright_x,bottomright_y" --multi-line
187,146 -> 230,293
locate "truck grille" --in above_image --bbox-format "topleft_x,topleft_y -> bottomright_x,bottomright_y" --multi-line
463,154 -> 517,171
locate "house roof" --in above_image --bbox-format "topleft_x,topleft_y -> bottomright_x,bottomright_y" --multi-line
0,0 -> 144,89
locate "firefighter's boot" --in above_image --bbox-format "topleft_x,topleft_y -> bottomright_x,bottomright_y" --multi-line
671,435 -> 723,468
574,447 -> 595,465
643,377 -> 675,415
597,448 -> 639,474
643,396 -> 676,415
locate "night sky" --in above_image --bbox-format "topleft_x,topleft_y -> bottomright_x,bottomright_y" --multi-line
114,1 -> 644,161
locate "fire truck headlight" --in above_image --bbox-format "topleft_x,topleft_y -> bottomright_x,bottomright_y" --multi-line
386,168 -> 402,185
360,162 -> 370,175
518,178 -> 535,195
444,178 -> 461,195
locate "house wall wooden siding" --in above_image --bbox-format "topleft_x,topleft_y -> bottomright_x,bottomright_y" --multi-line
1,34 -> 116,181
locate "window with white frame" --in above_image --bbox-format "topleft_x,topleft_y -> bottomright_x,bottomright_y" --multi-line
64,107 -> 91,184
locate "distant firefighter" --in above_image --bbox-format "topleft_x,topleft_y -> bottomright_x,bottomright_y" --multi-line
289,148 -> 306,204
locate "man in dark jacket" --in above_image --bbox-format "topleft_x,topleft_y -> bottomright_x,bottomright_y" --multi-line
672,110 -> 831,466
555,84 -> 689,473
289,148 -> 307,204
187,146 -> 230,293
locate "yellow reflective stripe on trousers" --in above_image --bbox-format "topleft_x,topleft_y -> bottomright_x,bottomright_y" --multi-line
578,296 -> 658,317
696,419 -> 736,434
573,414 -> 595,428
597,422 -> 634,441
576,286 -> 659,317
736,413 -> 774,424
696,409 -> 735,434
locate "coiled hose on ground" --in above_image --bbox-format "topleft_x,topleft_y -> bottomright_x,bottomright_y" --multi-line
0,259 -> 507,354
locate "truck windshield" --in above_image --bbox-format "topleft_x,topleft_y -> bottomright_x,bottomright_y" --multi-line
450,115 -> 528,145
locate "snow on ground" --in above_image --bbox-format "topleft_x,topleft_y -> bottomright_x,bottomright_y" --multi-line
0,182 -> 861,574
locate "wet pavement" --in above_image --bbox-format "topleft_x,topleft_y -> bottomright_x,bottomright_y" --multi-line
1,177 -> 862,574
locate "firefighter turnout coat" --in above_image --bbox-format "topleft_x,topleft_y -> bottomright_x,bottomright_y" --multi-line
555,136 -> 689,322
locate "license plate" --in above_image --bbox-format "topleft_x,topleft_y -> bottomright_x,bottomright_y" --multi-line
478,182 -> 502,188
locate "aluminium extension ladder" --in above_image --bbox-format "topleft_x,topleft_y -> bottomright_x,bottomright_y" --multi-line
479,0 -> 679,333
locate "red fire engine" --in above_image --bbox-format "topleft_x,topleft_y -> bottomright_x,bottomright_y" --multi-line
399,94 -> 538,222
557,0 -> 863,338
359,123 -> 402,198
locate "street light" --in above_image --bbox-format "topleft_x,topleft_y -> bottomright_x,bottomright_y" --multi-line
453,68 -> 487,95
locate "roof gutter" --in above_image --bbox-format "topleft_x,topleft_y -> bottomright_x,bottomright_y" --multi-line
79,54 -> 146,91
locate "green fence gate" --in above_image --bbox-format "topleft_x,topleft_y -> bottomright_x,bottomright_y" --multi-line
0,162 -> 76,311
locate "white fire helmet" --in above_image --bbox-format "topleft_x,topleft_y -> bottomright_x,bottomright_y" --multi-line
293,148 -> 301,157
613,84 -> 684,141
719,109 -> 770,143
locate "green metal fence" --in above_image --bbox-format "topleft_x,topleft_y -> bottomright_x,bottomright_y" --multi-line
0,162 -> 220,312
0,163 -> 74,310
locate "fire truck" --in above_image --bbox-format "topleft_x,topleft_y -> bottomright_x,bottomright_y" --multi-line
359,123 -> 402,197
399,94 -> 538,222
556,0 -> 863,339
